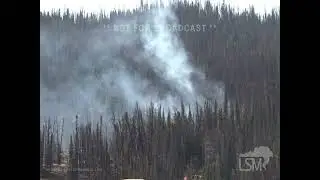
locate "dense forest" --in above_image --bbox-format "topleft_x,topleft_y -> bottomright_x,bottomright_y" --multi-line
40,1 -> 280,180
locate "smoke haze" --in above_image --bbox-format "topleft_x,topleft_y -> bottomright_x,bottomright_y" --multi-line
40,7 -> 225,137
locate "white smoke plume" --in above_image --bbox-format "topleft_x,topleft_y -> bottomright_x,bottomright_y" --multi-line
40,7 -> 225,143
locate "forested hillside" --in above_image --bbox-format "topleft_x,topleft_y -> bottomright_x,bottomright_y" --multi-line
40,1 -> 280,180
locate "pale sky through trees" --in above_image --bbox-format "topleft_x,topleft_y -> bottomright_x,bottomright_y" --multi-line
40,0 -> 279,15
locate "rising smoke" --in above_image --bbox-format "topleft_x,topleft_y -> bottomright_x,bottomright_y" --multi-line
40,7 -> 225,137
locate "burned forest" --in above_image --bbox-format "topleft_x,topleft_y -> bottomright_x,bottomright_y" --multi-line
40,1 -> 280,180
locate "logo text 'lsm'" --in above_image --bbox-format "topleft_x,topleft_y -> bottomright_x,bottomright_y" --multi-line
238,146 -> 273,172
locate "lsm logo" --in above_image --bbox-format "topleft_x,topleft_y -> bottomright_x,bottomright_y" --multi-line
237,146 -> 274,172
